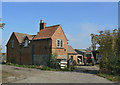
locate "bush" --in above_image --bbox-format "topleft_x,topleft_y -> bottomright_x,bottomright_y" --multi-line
100,56 -> 120,75
91,29 -> 120,76
49,53 -> 58,69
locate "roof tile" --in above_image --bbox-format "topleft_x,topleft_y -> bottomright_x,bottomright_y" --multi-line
34,25 -> 59,40
14,32 -> 34,43
68,45 -> 77,54
13,24 -> 60,43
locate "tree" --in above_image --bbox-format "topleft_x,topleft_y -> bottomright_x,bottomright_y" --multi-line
91,29 -> 118,57
0,18 -> 5,29
91,29 -> 120,74
91,33 -> 98,51
118,28 -> 120,57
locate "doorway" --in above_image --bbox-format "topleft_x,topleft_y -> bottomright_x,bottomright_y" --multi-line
77,56 -> 83,63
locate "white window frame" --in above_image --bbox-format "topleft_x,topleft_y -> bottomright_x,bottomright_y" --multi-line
12,40 -> 14,48
24,39 -> 28,47
57,39 -> 63,48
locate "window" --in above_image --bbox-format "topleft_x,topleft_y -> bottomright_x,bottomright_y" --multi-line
24,39 -> 28,47
57,39 -> 63,48
12,40 -> 14,48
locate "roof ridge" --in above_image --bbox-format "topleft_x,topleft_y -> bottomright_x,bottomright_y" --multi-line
46,24 -> 60,28
14,32 -> 33,36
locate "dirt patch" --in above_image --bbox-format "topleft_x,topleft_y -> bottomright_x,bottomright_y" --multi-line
2,70 -> 20,83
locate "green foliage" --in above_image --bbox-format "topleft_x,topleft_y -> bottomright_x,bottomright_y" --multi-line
97,72 -> 120,82
91,29 -> 120,75
6,62 -> 38,69
50,53 -> 58,68
39,66 -> 51,70
6,62 -> 75,72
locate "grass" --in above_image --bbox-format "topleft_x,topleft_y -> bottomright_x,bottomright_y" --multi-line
97,72 -> 120,83
6,62 -> 71,71
6,62 -> 40,69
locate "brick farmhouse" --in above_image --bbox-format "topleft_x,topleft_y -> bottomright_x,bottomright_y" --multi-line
6,20 -> 68,65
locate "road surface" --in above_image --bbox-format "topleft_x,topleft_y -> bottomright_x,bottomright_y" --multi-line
2,65 -> 114,83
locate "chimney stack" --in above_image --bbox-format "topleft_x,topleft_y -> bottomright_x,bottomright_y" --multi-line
40,19 -> 46,31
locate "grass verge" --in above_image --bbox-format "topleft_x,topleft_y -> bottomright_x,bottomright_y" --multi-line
5,62 -> 71,71
97,72 -> 120,83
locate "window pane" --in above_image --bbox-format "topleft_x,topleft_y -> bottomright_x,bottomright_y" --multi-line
12,40 -> 14,48
57,40 -> 60,47
57,39 -> 63,47
24,40 -> 28,47
61,40 -> 63,47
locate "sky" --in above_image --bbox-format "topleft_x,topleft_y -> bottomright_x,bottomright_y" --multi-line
118,2 -> 120,28
1,2 -> 118,52
1,0 -> 120,2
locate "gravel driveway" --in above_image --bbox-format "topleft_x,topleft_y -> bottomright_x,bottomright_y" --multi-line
2,65 -> 114,83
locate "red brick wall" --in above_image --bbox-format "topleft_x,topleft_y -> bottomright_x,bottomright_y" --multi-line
51,25 -> 68,59
69,54 -> 84,64
69,54 -> 78,63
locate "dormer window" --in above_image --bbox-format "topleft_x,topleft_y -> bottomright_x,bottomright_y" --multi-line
57,39 -> 63,48
24,39 -> 28,47
12,40 -> 14,48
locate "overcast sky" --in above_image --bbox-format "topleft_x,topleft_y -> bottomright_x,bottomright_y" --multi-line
1,2 -> 118,52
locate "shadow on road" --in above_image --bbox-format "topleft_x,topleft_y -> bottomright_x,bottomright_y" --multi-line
73,65 -> 99,74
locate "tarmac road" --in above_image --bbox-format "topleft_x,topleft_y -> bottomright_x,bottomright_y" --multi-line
2,65 -> 114,83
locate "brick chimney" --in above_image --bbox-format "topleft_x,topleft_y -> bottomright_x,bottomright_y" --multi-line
40,19 -> 46,31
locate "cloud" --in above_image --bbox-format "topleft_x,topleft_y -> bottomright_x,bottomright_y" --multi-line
66,23 -> 117,49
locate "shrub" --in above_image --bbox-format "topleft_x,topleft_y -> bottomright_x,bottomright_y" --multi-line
100,56 -> 120,75
49,53 -> 58,69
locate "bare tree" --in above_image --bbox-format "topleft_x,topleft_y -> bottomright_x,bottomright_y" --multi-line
0,18 -> 5,29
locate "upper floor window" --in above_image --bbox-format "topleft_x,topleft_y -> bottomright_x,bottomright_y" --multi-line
24,39 -> 28,47
12,40 -> 14,48
57,39 -> 63,48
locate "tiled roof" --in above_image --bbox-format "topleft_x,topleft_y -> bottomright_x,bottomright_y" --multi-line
13,24 -> 60,43
34,25 -> 60,40
75,49 -> 86,52
68,45 -> 77,54
14,32 -> 34,43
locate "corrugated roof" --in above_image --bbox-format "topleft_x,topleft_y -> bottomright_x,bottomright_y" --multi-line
14,32 -> 34,43
34,24 -> 59,40
68,45 -> 77,54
